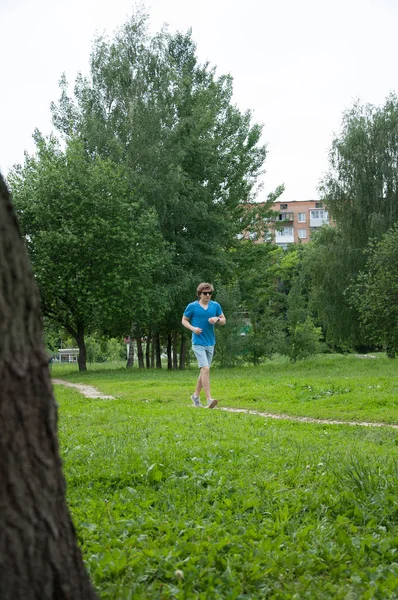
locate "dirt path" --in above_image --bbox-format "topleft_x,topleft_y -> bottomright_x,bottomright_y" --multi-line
218,407 -> 398,429
52,379 -> 398,429
52,379 -> 115,399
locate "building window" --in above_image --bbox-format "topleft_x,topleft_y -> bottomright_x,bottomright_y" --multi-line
315,202 -> 323,208
280,203 -> 288,209
311,209 -> 325,219
298,213 -> 306,223
279,211 -> 294,221
276,227 -> 293,237
298,229 -> 307,239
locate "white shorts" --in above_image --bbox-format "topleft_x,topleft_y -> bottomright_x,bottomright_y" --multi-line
192,345 -> 214,368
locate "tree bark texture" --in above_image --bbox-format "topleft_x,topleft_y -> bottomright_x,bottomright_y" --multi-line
136,334 -> 144,369
76,322 -> 87,372
145,329 -> 151,369
0,176 -> 98,600
150,334 -> 155,368
126,340 -> 134,368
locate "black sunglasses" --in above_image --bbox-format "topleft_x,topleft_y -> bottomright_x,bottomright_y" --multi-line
202,291 -> 213,295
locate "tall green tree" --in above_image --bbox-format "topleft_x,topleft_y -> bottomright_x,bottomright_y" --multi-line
210,282 -> 246,368
50,10 -> 272,351
281,255 -> 324,361
9,133 -> 170,371
322,94 -> 398,248
309,95 -> 398,349
351,224 -> 398,357
301,227 -> 361,350
230,241 -> 290,364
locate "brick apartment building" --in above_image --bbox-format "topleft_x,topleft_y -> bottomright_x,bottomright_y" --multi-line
273,199 -> 329,249
240,200 -> 330,249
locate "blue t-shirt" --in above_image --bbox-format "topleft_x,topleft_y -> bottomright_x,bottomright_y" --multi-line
184,300 -> 223,346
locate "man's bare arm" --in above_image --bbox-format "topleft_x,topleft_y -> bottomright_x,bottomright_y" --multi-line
208,313 -> 226,326
182,315 -> 202,335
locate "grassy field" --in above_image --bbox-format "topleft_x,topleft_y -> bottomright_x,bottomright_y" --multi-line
54,354 -> 398,599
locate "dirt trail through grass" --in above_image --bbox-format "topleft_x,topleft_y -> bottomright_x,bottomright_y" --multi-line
218,407 -> 398,429
52,378 -> 398,429
52,379 -> 115,399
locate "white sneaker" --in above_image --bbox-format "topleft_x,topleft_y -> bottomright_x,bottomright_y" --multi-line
191,394 -> 203,407
207,399 -> 218,409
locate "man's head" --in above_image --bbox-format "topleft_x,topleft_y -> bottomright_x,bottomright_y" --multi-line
197,282 -> 214,299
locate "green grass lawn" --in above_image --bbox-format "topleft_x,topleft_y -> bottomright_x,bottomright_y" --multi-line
53,353 -> 398,423
54,354 -> 398,599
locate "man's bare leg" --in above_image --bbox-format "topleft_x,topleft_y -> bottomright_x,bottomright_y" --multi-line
194,367 -> 217,408
194,372 -> 203,398
194,367 -> 211,401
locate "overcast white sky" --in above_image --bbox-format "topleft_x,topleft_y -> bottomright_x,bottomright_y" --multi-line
1,0 -> 397,200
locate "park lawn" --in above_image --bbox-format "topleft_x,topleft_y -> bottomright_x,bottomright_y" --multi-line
54,355 -> 398,599
52,353 -> 398,423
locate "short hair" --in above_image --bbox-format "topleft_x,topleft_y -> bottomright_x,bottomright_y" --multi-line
196,282 -> 214,297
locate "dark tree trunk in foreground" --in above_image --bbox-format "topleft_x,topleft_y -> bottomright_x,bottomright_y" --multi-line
0,175 -> 98,600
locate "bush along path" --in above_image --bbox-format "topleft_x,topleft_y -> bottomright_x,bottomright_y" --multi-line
52,379 -> 398,429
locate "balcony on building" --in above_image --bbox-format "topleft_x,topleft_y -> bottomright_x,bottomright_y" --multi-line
275,227 -> 294,245
310,209 -> 329,228
278,211 -> 294,222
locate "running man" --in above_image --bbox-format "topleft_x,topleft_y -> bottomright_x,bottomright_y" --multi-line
182,282 -> 226,408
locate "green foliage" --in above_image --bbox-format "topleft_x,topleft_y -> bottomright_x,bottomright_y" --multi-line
211,283 -> 246,367
229,242 -> 323,363
301,228 -> 360,350
277,253 -> 324,361
309,95 -> 398,351
50,10 -> 272,335
85,337 -> 103,364
243,314 -> 286,365
282,316 -> 324,362
322,94 -> 398,249
8,134 -> 170,370
106,338 -> 126,362
55,355 -> 398,599
85,336 -> 125,363
43,318 -> 74,354
11,8 -> 274,371
230,242 -> 286,364
351,224 -> 398,357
